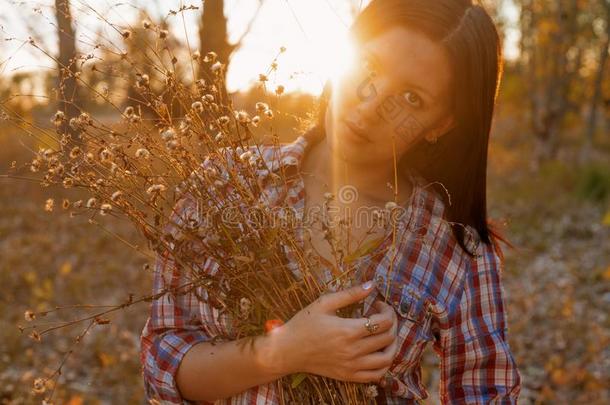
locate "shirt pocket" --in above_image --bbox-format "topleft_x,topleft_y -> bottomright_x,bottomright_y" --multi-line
392,284 -> 435,344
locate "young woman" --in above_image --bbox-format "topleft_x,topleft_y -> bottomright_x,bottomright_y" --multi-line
140,0 -> 522,403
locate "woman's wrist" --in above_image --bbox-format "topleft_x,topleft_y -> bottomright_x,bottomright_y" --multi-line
257,330 -> 301,377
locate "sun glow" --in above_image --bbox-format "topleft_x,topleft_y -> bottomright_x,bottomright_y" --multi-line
325,33 -> 358,87
226,0 -> 364,95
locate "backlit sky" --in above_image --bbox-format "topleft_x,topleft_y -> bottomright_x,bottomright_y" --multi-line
0,0 -> 519,95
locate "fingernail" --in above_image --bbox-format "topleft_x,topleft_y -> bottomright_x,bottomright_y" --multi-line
362,280 -> 375,290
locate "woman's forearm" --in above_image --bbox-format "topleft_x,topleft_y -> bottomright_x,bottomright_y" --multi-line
176,333 -> 293,402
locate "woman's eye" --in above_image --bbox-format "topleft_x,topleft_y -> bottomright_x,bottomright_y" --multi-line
403,91 -> 422,108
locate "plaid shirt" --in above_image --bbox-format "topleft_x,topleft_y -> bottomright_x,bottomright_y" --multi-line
140,134 -> 522,404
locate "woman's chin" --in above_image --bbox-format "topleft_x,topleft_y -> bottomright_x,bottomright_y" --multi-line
329,131 -> 376,164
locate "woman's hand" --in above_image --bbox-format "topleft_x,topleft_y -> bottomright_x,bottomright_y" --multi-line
271,280 -> 399,384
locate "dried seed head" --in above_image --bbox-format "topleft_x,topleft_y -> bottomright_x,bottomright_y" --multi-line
210,61 -> 223,73
99,148 -> 112,162
110,191 -> 123,202
191,101 -> 204,113
142,20 -> 152,29
69,146 -> 81,159
33,378 -> 46,394
192,50 -> 201,60
275,85 -> 285,96
42,149 -> 54,160
235,110 -> 250,124
259,73 -> 268,82
204,168 -> 218,178
62,199 -> 70,209
44,198 -> 54,212
136,73 -> 150,88
385,201 -> 398,211
30,159 -> 41,173
146,184 -> 167,194
217,116 -> 230,125
123,106 -> 135,118
203,51 -> 217,63
239,151 -> 253,161
100,203 -> 112,216
135,148 -> 150,159
166,139 -> 179,150
121,30 -> 131,39
364,384 -> 378,398
160,127 -> 176,141
62,178 -> 74,188
51,110 -> 65,127
29,330 -> 41,342
24,310 -> 35,322
78,112 -> 91,125
255,102 -> 269,112
239,297 -> 252,316
86,198 -> 97,208
158,29 -> 169,39
252,116 -> 260,127
264,109 -> 274,119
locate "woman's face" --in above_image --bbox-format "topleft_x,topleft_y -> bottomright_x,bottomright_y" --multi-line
326,26 -> 454,165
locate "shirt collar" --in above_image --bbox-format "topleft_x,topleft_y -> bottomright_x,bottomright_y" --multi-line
269,132 -> 481,255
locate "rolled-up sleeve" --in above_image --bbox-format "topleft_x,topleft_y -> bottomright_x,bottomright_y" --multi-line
436,243 -> 522,404
140,196 -> 214,404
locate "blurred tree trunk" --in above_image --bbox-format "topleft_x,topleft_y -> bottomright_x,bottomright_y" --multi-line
518,0 -> 583,167
198,0 -> 263,95
55,0 -> 81,146
199,0 -> 232,96
582,0 -> 610,162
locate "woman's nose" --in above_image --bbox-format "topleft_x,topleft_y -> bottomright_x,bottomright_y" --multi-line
354,76 -> 389,125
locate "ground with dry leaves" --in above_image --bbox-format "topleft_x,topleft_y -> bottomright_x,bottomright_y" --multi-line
0,121 -> 608,404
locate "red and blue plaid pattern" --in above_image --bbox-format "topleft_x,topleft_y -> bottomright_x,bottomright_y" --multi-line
140,135 -> 522,404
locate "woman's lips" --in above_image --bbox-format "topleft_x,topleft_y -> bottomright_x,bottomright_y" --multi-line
341,118 -> 371,143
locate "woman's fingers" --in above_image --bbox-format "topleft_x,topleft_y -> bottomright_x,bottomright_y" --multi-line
353,340 -> 398,370
353,329 -> 395,355
350,367 -> 390,384
372,298 -> 392,313
316,281 -> 377,314
346,312 -> 394,339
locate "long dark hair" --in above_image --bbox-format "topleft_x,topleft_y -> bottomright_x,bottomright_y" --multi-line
306,0 -> 504,254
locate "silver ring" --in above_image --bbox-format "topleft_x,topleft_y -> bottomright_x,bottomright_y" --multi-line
364,317 -> 379,334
